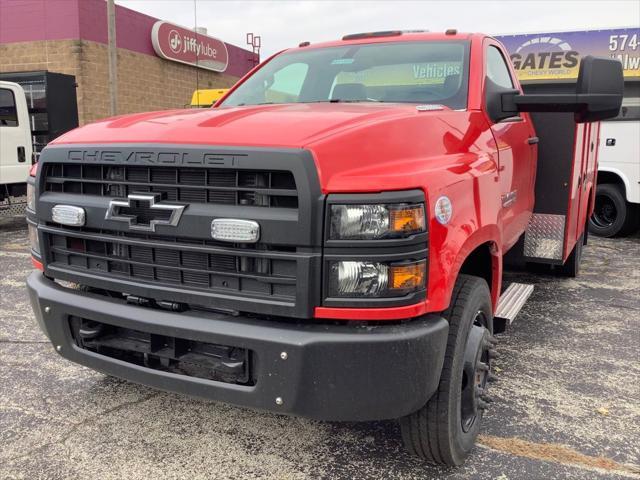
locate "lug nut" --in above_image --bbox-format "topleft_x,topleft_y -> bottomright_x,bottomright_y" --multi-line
280,352 -> 288,360
275,397 -> 283,406
55,345 -> 62,352
44,306 -> 51,314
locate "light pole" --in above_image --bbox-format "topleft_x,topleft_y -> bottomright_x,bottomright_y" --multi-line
107,0 -> 118,116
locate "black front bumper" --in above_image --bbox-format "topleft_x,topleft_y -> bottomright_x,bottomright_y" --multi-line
27,272 -> 448,421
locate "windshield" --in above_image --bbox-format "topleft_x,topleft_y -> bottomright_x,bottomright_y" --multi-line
221,41 -> 470,109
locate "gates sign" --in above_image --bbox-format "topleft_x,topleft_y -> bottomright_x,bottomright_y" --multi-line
496,28 -> 640,83
151,21 -> 229,72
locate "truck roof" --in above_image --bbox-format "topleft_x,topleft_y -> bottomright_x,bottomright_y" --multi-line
288,31 -> 484,53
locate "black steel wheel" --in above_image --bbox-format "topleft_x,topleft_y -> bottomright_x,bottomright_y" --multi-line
399,275 -> 495,466
589,184 -> 639,237
556,233 -> 583,278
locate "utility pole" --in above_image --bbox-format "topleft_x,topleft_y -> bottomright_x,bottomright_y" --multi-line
107,0 -> 118,116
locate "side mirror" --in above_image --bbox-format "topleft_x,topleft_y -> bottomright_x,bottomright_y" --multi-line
500,56 -> 624,123
485,77 -> 520,123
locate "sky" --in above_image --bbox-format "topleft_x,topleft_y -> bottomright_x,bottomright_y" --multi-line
118,0 -> 640,57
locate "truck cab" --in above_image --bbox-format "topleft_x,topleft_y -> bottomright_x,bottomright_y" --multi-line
0,81 -> 33,215
25,31 -> 622,466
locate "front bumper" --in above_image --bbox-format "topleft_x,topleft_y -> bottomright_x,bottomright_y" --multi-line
27,272 -> 448,421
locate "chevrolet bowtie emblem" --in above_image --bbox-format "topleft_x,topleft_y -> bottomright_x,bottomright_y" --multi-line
105,193 -> 186,232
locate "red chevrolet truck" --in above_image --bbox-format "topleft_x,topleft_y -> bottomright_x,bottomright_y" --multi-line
25,31 -> 622,465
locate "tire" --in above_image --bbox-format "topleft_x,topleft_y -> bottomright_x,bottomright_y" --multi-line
399,275 -> 495,466
588,183 -> 639,237
556,233 -> 583,277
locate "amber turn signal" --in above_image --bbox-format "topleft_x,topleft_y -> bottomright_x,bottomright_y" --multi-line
389,205 -> 426,235
390,261 -> 426,292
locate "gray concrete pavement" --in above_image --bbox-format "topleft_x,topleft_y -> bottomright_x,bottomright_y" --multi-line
1,216 -> 639,479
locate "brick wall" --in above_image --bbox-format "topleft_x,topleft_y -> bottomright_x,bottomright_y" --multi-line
0,39 -> 241,125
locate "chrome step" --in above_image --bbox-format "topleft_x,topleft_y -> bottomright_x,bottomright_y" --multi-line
494,283 -> 534,333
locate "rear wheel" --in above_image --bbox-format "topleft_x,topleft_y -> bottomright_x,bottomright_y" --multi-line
556,233 -> 583,278
589,183 -> 639,237
399,275 -> 495,466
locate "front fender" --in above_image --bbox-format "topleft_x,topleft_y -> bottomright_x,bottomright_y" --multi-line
428,223 -> 503,313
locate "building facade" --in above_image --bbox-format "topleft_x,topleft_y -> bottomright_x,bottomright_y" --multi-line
0,0 -> 258,126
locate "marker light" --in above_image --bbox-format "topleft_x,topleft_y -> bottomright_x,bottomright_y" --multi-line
330,203 -> 426,240
52,205 -> 86,226
390,262 -> 426,291
329,260 -> 426,298
27,183 -> 35,211
435,196 -> 452,225
28,224 -> 40,255
211,218 -> 260,243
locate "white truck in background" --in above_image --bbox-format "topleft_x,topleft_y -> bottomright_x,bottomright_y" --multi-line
589,97 -> 640,237
0,81 -> 33,217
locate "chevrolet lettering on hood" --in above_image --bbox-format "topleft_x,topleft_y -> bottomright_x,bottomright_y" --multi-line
66,149 -> 235,167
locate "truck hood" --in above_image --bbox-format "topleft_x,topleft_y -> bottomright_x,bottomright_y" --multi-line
51,103 -> 442,148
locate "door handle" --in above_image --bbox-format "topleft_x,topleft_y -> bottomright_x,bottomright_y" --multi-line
527,137 -> 539,145
17,146 -> 26,163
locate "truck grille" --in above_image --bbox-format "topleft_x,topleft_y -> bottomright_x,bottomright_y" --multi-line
43,164 -> 298,208
36,146 -> 323,318
47,231 -> 298,301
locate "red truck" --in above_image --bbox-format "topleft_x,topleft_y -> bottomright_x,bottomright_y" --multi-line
26,31 -> 622,465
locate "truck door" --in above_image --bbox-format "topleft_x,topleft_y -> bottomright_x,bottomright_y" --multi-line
0,82 -> 32,185
484,43 -> 537,250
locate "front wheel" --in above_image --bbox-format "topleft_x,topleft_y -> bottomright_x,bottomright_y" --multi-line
399,275 -> 495,466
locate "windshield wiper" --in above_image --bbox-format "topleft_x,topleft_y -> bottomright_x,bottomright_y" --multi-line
306,98 -> 385,104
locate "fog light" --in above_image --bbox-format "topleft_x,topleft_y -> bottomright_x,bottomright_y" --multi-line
28,224 -> 40,255
52,205 -> 86,226
211,218 -> 260,243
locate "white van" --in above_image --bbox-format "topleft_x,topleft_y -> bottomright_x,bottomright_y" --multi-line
589,97 -> 640,237
0,81 -> 33,217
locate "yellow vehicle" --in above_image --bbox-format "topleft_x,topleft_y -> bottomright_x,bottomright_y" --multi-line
190,89 -> 229,107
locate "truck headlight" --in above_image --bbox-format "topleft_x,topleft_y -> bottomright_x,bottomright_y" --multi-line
330,203 -> 426,240
329,260 -> 426,297
27,183 -> 35,212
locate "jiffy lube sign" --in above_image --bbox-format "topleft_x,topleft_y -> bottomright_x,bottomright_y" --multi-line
496,28 -> 640,82
151,21 -> 229,72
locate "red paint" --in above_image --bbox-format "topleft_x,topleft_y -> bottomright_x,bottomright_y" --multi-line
563,121 -> 600,259
31,256 -> 44,271
315,303 -> 427,321
151,21 -> 229,72
44,32 -> 586,321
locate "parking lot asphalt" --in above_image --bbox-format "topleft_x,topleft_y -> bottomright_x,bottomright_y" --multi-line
1,216 -> 638,480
